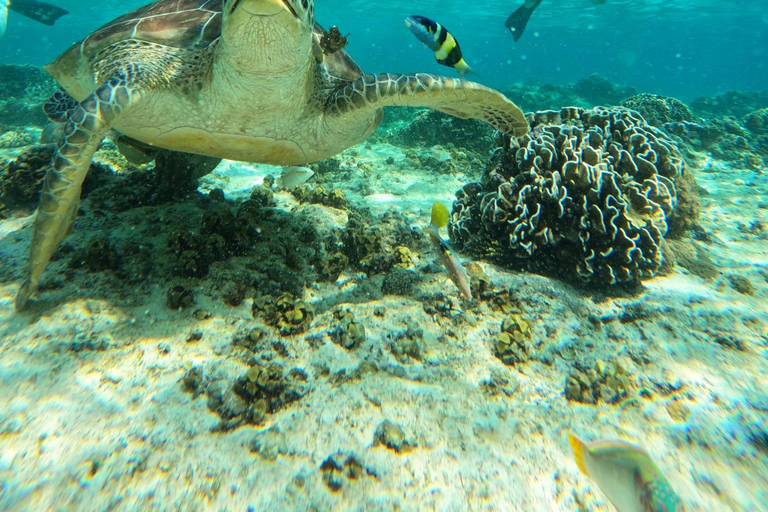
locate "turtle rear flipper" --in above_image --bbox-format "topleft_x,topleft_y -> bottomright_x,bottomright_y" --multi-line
16,72 -> 142,310
505,0 -> 543,42
329,73 -> 529,138
8,0 -> 67,26
44,88 -> 78,123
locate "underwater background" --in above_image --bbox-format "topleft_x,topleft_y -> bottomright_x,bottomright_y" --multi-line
1,0 -> 767,99
1,0 -> 767,511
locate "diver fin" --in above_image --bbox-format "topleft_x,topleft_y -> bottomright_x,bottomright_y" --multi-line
0,0 -> 8,37
8,0 -> 67,26
504,0 -> 542,42
329,73 -> 529,138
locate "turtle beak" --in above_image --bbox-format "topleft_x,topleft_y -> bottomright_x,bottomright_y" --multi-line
231,0 -> 299,18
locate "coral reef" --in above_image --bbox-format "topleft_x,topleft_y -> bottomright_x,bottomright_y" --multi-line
743,108 -> 768,135
252,293 -> 315,335
0,64 -> 57,128
0,144 -> 54,216
690,90 -> 768,118
342,209 -> 420,275
166,284 -> 195,310
664,115 -> 767,170
620,94 -> 696,127
329,308 -> 366,349
564,359 -> 633,405
0,128 -> 37,148
385,109 -> 495,155
182,362 -> 309,431
492,314 -> 532,367
450,107 -> 693,286
572,74 -> 637,106
291,184 -> 348,209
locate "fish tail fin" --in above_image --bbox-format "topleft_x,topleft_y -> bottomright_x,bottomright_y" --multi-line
504,0 -> 542,42
568,433 -> 590,476
455,59 -> 473,79
430,201 -> 450,231
8,0 -> 68,26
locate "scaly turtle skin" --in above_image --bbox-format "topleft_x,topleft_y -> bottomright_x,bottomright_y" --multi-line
15,0 -> 529,310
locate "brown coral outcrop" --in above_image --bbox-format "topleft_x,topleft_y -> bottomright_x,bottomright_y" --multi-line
450,107 -> 692,285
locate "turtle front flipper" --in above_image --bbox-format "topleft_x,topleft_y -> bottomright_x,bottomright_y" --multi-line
328,73 -> 529,138
16,73 -> 142,310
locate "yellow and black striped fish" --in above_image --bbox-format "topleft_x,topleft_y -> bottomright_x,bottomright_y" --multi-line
405,15 -> 471,78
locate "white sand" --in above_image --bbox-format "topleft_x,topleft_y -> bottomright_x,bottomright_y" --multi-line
0,141 -> 766,512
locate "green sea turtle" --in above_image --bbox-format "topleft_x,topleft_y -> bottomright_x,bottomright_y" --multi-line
15,0 -> 529,310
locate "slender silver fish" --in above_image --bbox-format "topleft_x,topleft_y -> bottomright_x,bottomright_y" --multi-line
426,201 -> 472,301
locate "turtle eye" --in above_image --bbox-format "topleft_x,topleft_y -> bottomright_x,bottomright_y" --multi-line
301,0 -> 308,8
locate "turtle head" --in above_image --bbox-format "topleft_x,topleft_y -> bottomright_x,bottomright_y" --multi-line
221,0 -> 314,73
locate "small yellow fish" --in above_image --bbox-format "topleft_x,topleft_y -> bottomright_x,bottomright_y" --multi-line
569,433 -> 685,512
426,202 -> 472,300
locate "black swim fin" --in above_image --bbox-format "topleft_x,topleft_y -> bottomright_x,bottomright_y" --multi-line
505,0 -> 543,42
8,0 -> 67,26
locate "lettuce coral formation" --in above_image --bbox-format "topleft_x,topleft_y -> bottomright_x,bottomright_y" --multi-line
450,107 -> 690,285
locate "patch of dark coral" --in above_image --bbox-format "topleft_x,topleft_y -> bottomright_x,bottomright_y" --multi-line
252,293 -> 315,335
182,363 -> 309,431
386,109 -> 495,155
621,93 -> 696,127
68,236 -> 121,272
291,184 -> 348,209
690,90 -> 768,119
572,74 -> 637,106
564,359 -> 633,405
450,106 -> 696,287
0,145 -> 54,217
342,208 -> 421,276
0,64 -> 58,128
319,452 -> 376,492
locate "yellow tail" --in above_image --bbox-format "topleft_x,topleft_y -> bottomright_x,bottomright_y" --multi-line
430,201 -> 450,230
568,433 -> 589,476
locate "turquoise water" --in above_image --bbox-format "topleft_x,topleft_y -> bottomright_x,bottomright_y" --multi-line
1,1 -> 768,511
1,0 -> 767,100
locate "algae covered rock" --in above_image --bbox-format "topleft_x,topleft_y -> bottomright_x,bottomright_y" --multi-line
387,109 -> 495,155
329,308 -> 366,350
0,64 -> 58,128
564,359 -> 633,405
451,106 -> 695,286
373,420 -> 414,453
319,452 -> 375,492
492,314 -> 532,366
0,145 -> 54,216
252,293 -> 314,335
743,108 -> 768,135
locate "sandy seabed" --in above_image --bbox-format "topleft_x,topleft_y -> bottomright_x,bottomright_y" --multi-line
0,140 -> 767,512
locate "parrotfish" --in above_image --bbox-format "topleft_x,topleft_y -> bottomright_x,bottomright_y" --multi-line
277,166 -> 314,190
506,0 -> 606,42
426,202 -> 472,300
404,15 -> 472,78
569,433 -> 685,512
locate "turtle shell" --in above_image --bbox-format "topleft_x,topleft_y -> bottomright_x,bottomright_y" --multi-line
46,0 -> 362,96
